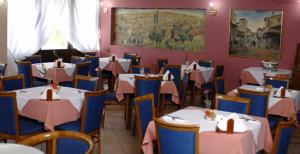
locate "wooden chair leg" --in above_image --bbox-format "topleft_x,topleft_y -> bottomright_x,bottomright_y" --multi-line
132,114 -> 136,136
97,136 -> 101,154
101,111 -> 105,128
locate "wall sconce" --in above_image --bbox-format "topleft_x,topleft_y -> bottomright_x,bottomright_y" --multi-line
209,2 -> 217,16
100,2 -> 109,14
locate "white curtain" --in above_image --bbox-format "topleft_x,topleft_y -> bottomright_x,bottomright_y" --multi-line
7,0 -> 100,75
7,0 -> 67,75
59,0 -> 100,52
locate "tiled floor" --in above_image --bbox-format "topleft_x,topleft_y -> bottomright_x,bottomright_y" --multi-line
101,105 -> 300,154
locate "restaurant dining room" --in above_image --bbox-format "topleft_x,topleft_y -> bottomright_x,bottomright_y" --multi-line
1,0 -> 300,153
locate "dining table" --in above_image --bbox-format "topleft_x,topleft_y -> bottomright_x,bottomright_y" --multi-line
32,62 -> 76,83
227,85 -> 300,118
142,106 -> 273,154
99,57 -> 131,76
240,67 -> 292,85
15,86 -> 86,131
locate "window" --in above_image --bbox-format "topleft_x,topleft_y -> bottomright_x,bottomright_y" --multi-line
41,26 -> 68,50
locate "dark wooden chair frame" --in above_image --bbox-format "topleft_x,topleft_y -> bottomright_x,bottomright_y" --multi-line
74,75 -> 98,91
15,60 -> 33,87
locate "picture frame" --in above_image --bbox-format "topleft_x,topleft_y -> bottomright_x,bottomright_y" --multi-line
229,10 -> 283,60
112,8 -> 206,52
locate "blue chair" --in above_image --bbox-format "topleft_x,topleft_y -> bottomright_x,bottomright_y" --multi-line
25,55 -> 42,64
15,60 -> 46,87
238,88 -> 270,117
154,118 -> 199,154
84,52 -> 97,57
198,60 -> 213,67
214,76 -> 226,95
1,75 -> 25,91
134,94 -> 155,150
85,56 -> 99,77
0,63 -> 7,76
130,65 -> 151,74
19,131 -> 94,154
264,76 -> 289,88
74,75 -> 98,91
271,114 -> 296,154
129,76 -> 162,132
71,56 -> 86,64
76,61 -> 90,76
0,92 -> 44,142
157,58 -> 168,71
214,65 -> 224,77
56,90 -> 106,153
215,94 -> 251,114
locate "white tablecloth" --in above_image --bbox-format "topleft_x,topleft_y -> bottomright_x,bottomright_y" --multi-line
181,64 -> 214,82
35,62 -> 75,77
15,86 -> 86,112
161,107 -> 261,145
233,85 -> 300,111
0,144 -> 44,154
99,57 -> 131,73
243,67 -> 292,85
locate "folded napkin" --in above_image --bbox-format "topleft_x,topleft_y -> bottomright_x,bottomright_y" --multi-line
53,59 -> 65,68
163,70 -> 174,81
188,61 -> 200,70
274,86 -> 292,97
38,88 -> 60,100
162,115 -> 186,124
217,113 -> 247,133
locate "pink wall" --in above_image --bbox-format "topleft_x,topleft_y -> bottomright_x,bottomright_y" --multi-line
100,0 -> 300,90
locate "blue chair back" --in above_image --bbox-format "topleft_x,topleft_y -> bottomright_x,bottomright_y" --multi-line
25,55 -> 41,64
181,72 -> 190,99
272,114 -> 296,154
1,75 -> 25,91
215,65 -> 224,77
75,75 -> 98,91
135,76 -> 161,107
265,77 -> 289,89
0,63 -> 7,76
76,62 -> 90,76
71,56 -> 86,64
81,91 -> 106,133
57,138 -> 90,154
198,60 -> 213,67
134,94 -> 155,146
130,65 -> 150,74
215,77 -> 225,94
85,56 -> 99,77
157,59 -> 168,70
216,95 -> 250,114
164,65 -> 181,91
155,118 -> 199,154
0,92 -> 18,135
238,88 -> 270,117
15,60 -> 32,88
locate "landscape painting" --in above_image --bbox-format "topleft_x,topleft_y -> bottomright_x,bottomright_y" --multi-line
229,10 -> 283,60
113,8 -> 206,52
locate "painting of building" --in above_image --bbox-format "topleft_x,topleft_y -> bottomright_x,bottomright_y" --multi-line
229,10 -> 283,60
113,9 -> 206,52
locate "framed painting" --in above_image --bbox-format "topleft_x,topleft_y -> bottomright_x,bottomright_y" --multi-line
113,8 -> 206,52
229,10 -> 283,60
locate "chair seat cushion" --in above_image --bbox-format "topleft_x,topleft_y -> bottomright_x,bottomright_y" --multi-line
56,120 -> 81,132
268,116 -> 279,128
20,117 -> 44,135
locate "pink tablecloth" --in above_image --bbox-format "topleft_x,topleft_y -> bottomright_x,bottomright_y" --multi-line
142,116 -> 273,154
228,91 -> 296,118
103,62 -> 125,76
32,65 -> 74,83
20,99 -> 80,131
116,80 -> 180,104
190,69 -> 215,89
240,69 -> 290,85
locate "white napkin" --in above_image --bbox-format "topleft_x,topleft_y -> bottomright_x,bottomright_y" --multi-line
162,115 -> 186,124
217,113 -> 247,133
188,61 -> 200,70
163,70 -> 174,81
274,86 -> 292,97
53,59 -> 65,67
38,88 -> 60,100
